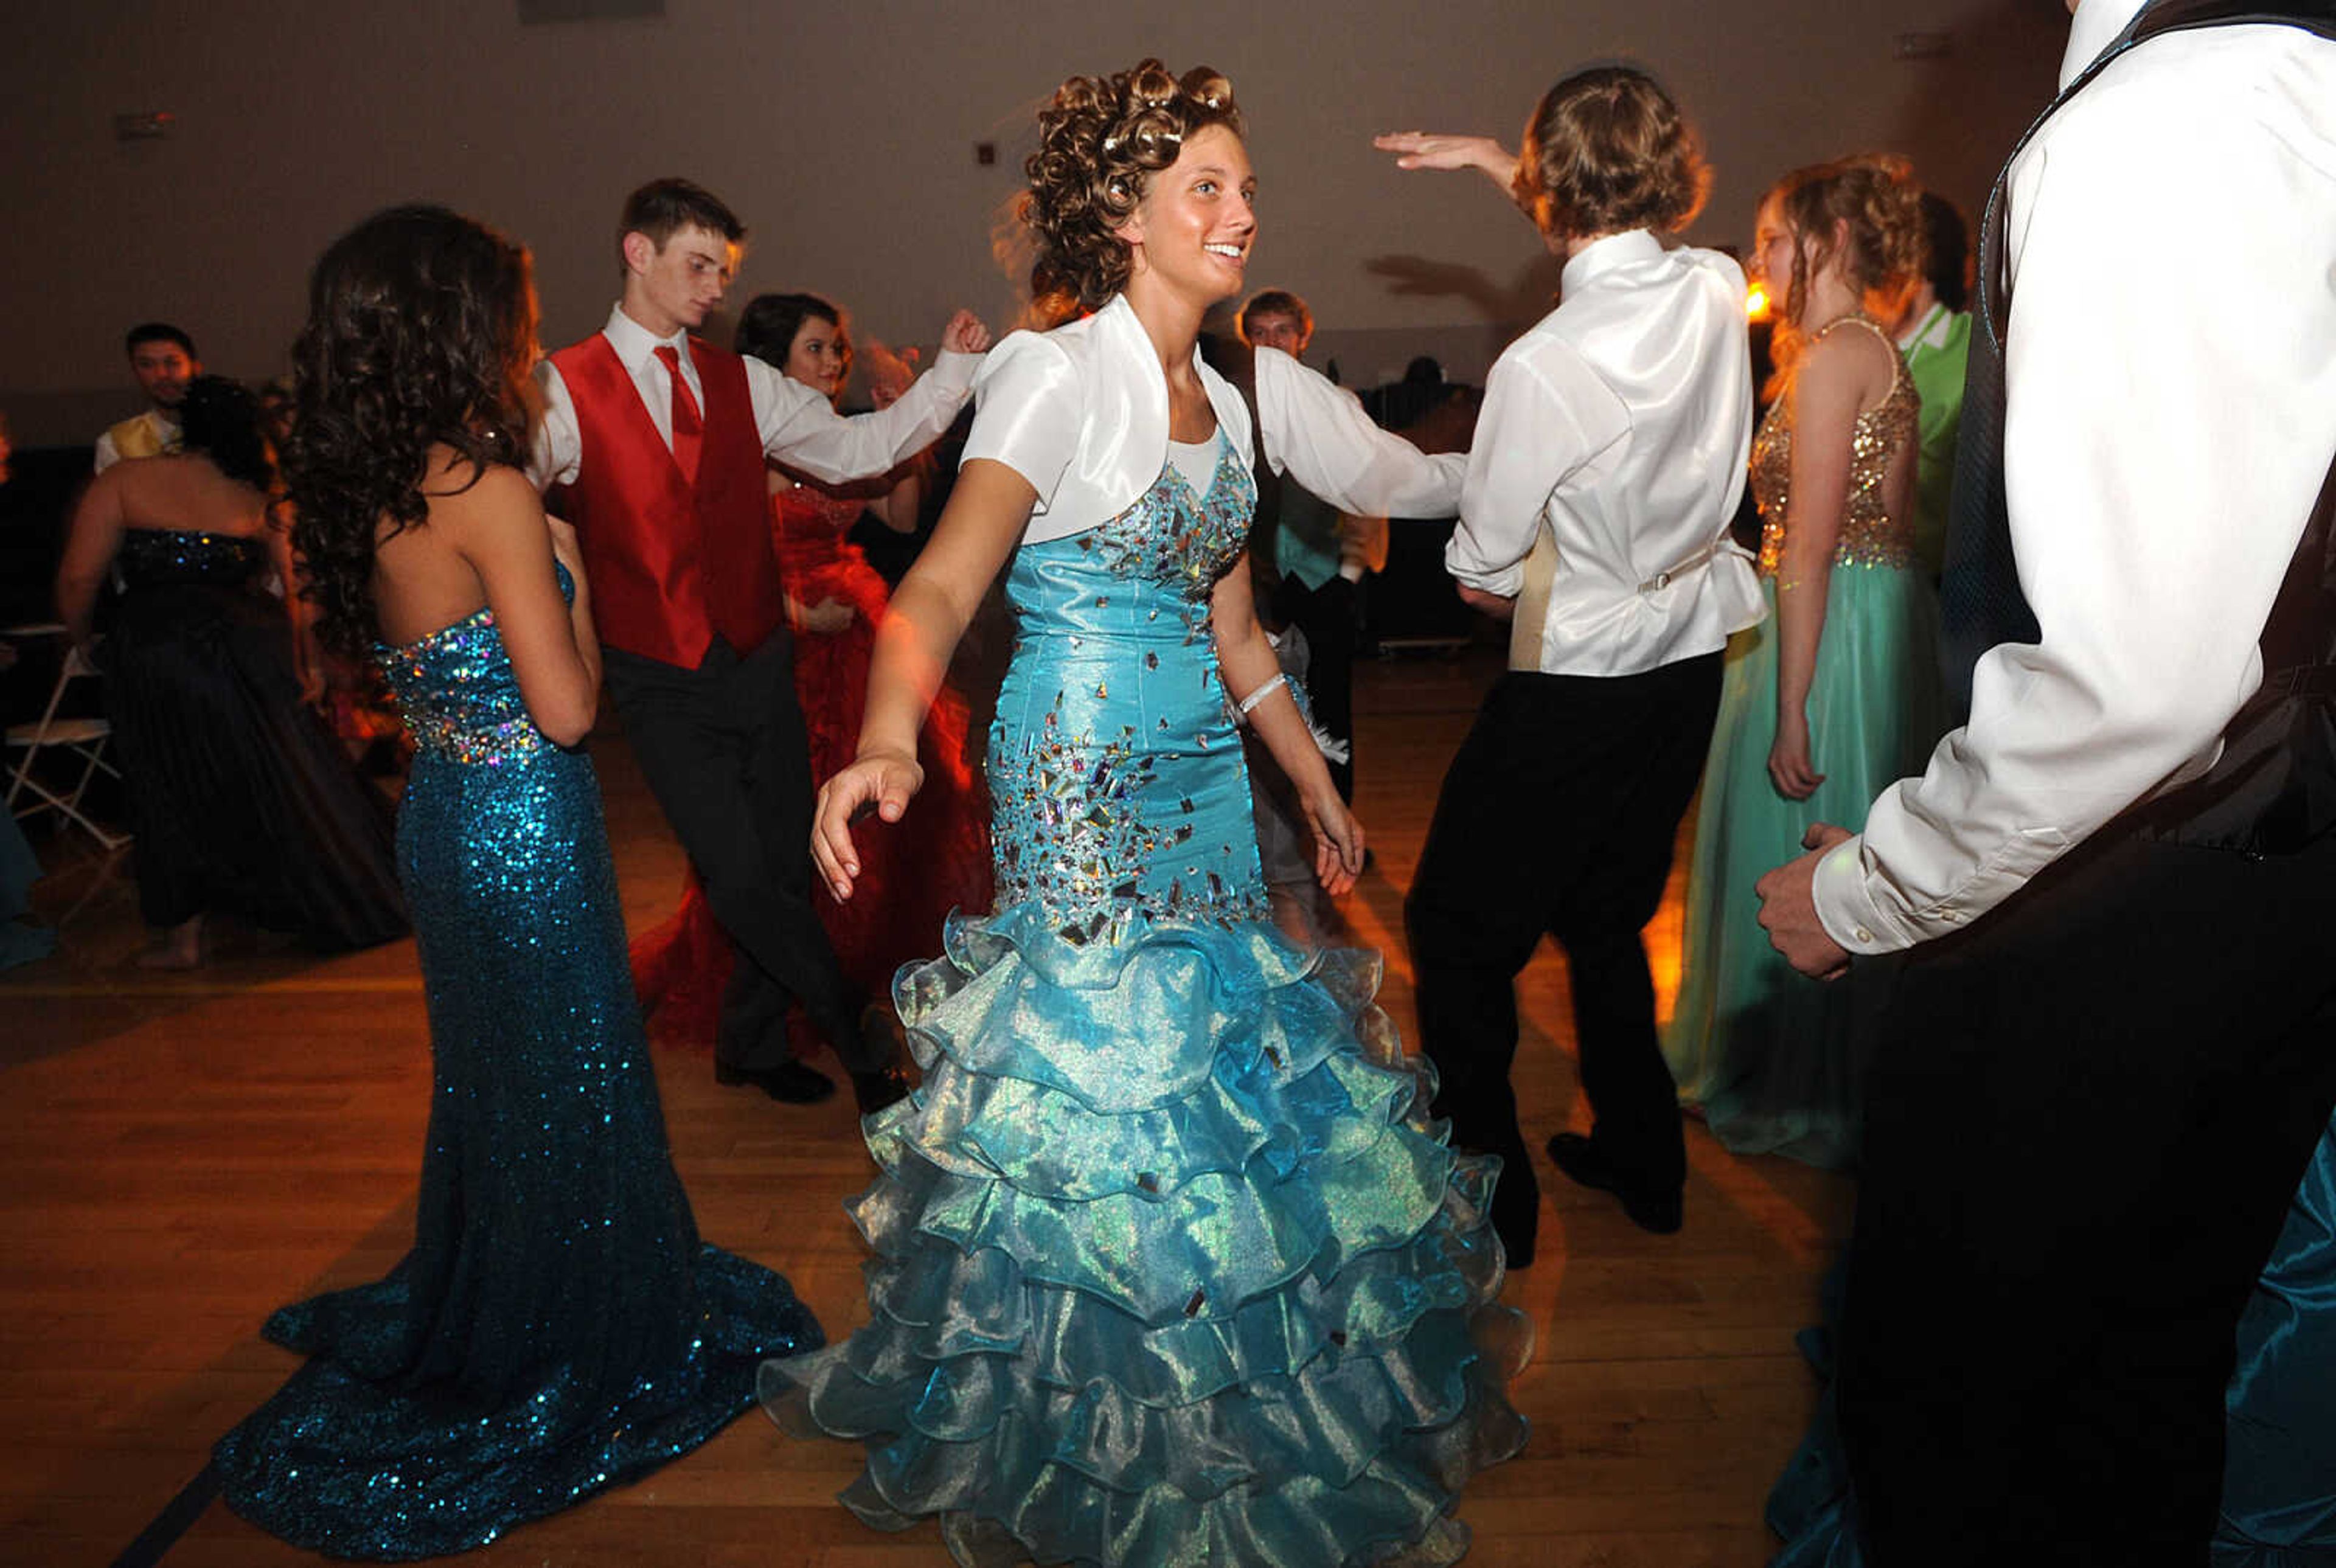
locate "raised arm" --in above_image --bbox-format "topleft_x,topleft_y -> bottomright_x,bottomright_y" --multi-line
758,310 -> 992,486
1212,558 -> 1364,894
56,469 -> 130,651
812,456 -> 1031,901
1372,132 -> 1523,207
444,463 -> 600,746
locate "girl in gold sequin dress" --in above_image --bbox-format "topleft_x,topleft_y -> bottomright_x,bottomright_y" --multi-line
1661,158 -> 1944,1168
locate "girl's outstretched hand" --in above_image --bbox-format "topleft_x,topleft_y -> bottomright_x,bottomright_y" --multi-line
812,751 -> 925,902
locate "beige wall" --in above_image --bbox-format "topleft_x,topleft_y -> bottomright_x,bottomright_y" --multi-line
0,0 -> 2063,444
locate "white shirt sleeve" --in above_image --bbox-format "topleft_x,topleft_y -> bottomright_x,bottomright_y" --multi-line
751,348 -> 979,485
529,359 -> 582,490
1449,337 -> 1630,597
959,331 -> 1084,510
1251,347 -> 1464,521
1813,41 -> 2336,952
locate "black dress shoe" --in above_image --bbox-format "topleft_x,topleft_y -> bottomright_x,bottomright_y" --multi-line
1546,1132 -> 1683,1235
1487,1140 -> 1540,1269
715,1058 -> 836,1105
850,1066 -> 912,1116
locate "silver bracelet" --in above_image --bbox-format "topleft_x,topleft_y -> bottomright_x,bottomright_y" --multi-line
1234,672 -> 1287,720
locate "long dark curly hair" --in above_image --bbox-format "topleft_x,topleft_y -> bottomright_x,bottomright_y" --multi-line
285,205 -> 537,658
1019,60 -> 1243,326
176,375 -> 274,493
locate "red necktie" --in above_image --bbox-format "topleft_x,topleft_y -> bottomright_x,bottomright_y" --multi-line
653,343 -> 703,485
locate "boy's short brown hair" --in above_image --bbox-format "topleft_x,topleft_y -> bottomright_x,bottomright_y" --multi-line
1511,66 -> 1709,243
617,178 -> 746,262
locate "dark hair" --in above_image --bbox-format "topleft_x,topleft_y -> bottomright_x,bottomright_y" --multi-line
1019,60 -> 1244,324
285,204 -> 537,659
735,291 -> 850,395
1512,66 -> 1709,241
619,177 -> 746,266
1918,190 -> 1970,313
125,322 -> 197,360
176,376 -> 274,492
1237,288 -> 1312,345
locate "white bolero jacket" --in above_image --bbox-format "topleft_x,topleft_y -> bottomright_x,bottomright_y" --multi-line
962,293 -> 1464,544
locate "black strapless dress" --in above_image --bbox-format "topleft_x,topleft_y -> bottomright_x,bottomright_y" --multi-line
102,527 -> 405,948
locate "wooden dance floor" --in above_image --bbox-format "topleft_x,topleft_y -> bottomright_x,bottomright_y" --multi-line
2,645 -> 1852,1567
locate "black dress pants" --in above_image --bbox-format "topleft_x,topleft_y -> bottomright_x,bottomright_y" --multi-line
1405,654 -> 1721,1254
1837,824 -> 2336,1567
1275,574 -> 1357,802
603,636 -> 877,1074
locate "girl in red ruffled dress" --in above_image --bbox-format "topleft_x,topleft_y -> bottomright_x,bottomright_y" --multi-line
629,294 -> 991,1079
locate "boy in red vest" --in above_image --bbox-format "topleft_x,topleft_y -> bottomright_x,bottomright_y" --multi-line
533,178 -> 989,1113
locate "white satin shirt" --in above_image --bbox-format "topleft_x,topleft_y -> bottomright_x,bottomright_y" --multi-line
530,303 -> 978,490
1447,230 -> 1761,678
1812,0 -> 2336,952
963,293 -> 1463,541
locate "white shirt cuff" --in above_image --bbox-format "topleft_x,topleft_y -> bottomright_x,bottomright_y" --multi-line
1810,836 -> 1915,955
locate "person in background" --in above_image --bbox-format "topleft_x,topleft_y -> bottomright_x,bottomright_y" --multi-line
94,322 -> 199,473
1894,190 -> 1971,581
55,375 -> 406,965
1237,288 -> 1382,802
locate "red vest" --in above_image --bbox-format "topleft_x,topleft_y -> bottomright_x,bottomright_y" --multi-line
549,333 -> 782,667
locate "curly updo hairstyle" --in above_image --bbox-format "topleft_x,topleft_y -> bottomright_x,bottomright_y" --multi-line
1512,66 -> 1709,243
285,205 -> 537,659
177,375 -> 274,494
1767,154 -> 1928,335
1020,60 -> 1243,325
735,291 -> 850,398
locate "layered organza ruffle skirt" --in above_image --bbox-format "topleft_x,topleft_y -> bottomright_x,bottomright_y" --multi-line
762,903 -> 1529,1566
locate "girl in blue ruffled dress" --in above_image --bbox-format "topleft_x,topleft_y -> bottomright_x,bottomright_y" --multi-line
765,60 -> 1527,1567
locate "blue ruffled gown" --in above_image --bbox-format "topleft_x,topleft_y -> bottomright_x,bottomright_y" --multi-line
211,563 -> 821,1560
763,443 -> 1528,1566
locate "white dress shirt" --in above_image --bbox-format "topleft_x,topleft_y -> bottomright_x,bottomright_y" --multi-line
1813,1 -> 2336,953
1445,230 -> 1761,677
530,303 -> 979,491
964,293 -> 1462,542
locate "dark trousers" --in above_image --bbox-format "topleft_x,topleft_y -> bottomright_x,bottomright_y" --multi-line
1838,824 -> 2336,1567
602,636 -> 875,1074
1275,573 -> 1357,802
1405,654 -> 1722,1252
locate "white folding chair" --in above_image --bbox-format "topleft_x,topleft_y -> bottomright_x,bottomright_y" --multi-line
5,638 -> 130,853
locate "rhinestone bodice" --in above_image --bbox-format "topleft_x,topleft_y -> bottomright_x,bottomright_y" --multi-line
1753,316 -> 1922,574
375,564 -> 573,765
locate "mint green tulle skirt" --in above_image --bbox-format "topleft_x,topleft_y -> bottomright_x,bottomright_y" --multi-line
760,904 -> 1530,1566
1661,566 -> 1942,1170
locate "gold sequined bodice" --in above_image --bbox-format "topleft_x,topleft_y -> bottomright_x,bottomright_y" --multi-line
1753,316 -> 1921,574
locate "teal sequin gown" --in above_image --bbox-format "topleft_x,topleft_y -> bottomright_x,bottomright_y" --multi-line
763,444 -> 1528,1566
1662,327 -> 1942,1170
212,564 -> 821,1560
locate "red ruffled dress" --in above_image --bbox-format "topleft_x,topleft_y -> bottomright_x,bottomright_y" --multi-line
629,484 -> 993,1053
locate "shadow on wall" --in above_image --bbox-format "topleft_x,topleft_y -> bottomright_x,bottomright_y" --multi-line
1360,252 -> 1563,327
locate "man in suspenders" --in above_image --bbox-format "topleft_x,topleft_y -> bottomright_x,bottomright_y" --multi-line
1757,1 -> 2336,1558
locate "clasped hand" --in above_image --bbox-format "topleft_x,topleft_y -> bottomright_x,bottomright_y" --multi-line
812,751 -> 925,903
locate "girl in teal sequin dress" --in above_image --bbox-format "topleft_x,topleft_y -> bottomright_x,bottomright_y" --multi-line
1660,159 -> 1944,1170
765,63 -> 1525,1567
210,207 -> 819,1560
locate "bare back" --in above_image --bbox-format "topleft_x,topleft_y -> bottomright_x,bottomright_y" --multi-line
370,449 -> 521,647
107,454 -> 274,538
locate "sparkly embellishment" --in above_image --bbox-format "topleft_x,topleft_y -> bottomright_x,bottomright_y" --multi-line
1137,1171 -> 1160,1193
1183,1288 -> 1208,1318
1753,315 -> 1921,575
